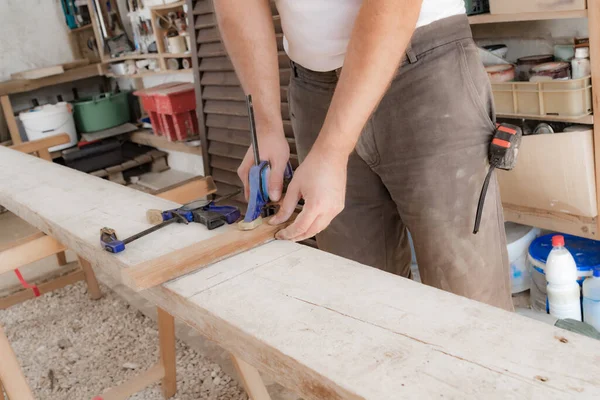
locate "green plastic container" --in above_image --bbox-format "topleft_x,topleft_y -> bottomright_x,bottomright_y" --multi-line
72,91 -> 130,133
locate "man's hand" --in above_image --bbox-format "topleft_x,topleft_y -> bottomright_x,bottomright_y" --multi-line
238,129 -> 290,202
270,147 -> 347,241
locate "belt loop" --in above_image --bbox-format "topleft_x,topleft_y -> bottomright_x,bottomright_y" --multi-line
290,60 -> 298,78
406,45 -> 417,64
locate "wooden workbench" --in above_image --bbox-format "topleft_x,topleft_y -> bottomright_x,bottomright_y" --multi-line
0,145 -> 599,399
0,63 -> 104,145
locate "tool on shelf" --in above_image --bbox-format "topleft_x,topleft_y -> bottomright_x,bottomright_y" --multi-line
238,95 -> 293,231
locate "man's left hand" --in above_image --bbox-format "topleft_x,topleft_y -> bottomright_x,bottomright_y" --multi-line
269,147 -> 348,242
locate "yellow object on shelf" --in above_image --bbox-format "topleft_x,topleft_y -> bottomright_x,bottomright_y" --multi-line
492,76 -> 593,120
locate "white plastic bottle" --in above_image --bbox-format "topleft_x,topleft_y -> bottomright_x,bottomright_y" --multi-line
571,47 -> 591,79
545,235 -> 582,320
583,268 -> 600,331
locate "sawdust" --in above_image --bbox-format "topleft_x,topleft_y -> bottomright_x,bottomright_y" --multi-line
0,282 -> 248,400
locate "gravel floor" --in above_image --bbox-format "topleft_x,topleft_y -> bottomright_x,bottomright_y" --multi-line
0,281 -> 248,400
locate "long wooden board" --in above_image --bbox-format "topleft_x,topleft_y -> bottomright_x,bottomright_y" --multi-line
1,146 -> 600,399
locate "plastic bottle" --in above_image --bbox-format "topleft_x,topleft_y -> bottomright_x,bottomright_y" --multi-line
571,47 -> 591,79
583,268 -> 600,331
545,235 -> 582,320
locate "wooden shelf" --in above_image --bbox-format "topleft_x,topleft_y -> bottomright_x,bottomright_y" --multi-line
105,54 -> 161,63
68,24 -> 93,34
496,113 -> 594,124
129,129 -> 202,155
469,10 -> 588,24
105,68 -> 193,78
151,1 -> 185,11
162,53 -> 192,58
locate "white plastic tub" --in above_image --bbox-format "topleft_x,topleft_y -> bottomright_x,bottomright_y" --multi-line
19,102 -> 77,151
506,223 -> 540,293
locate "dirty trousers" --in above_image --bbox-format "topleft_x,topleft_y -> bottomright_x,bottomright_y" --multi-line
287,14 -> 513,311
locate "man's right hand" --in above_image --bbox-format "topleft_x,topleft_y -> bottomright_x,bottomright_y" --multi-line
237,129 -> 290,202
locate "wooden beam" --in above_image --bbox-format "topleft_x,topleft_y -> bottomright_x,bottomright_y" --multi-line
0,269 -> 85,310
94,362 -> 165,400
0,232 -> 45,253
122,217 -> 292,291
0,64 -> 102,96
1,96 -> 21,145
0,235 -> 67,275
128,130 -> 203,156
11,65 -> 65,80
154,176 -> 217,203
10,133 -> 70,155
56,251 -> 68,266
0,325 -> 35,400
231,355 -> 272,400
158,308 -> 177,398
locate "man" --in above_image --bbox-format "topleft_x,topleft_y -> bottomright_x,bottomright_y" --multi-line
214,0 -> 513,311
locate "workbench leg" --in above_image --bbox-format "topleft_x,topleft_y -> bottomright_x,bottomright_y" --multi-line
0,326 -> 34,400
231,355 -> 272,400
56,251 -> 68,266
77,256 -> 102,300
0,96 -> 21,145
158,308 -> 177,399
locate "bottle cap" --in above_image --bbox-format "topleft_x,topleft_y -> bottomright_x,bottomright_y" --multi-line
552,235 -> 565,247
594,268 -> 600,278
575,47 -> 589,59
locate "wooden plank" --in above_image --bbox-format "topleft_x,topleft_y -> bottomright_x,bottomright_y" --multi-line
0,64 -> 102,96
62,59 -> 91,70
231,355 -> 272,400
199,57 -> 234,71
0,235 -> 67,275
122,216 -> 292,290
1,96 -> 21,145
208,141 -> 248,159
155,176 -> 218,203
11,65 -> 64,80
195,13 -> 215,29
95,363 -> 165,400
201,71 -> 240,86
78,256 -> 102,300
4,147 -> 600,399
193,0 -> 213,15
0,325 -> 35,400
208,128 -> 251,146
197,27 -> 221,44
0,231 -> 45,253
212,168 -> 242,187
469,9 -> 588,24
206,114 -> 249,131
203,86 -> 245,101
273,15 -> 282,33
128,130 -> 203,155
10,133 -> 70,155
197,42 -> 227,58
56,251 -> 68,266
0,269 -> 85,310
205,100 -> 247,116
210,155 -> 241,172
158,308 -> 177,398
589,0 -> 600,237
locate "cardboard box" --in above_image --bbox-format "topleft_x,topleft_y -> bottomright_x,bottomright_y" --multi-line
490,0 -> 586,14
497,130 -> 597,217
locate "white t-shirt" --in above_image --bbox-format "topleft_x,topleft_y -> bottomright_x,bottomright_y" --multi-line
276,0 -> 466,71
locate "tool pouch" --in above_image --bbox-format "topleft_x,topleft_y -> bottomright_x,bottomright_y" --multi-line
473,123 -> 523,234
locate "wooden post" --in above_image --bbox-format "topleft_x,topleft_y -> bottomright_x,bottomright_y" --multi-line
0,96 -> 21,145
231,355 -> 272,400
0,325 -> 34,400
77,256 -> 102,300
56,251 -> 68,266
158,308 -> 177,399
589,0 -> 600,235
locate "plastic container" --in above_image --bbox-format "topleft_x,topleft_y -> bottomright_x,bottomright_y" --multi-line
572,47 -> 591,80
506,222 -> 540,293
583,268 -> 600,331
72,92 -> 130,133
528,233 -> 600,313
491,76 -> 592,119
19,102 -> 78,151
545,235 -> 582,320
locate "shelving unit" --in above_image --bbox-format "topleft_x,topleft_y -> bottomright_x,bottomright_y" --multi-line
469,6 -> 599,239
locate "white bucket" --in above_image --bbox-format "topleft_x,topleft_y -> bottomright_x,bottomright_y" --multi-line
19,102 -> 78,152
506,222 -> 540,294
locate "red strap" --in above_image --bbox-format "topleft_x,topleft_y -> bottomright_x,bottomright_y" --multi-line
14,268 -> 41,297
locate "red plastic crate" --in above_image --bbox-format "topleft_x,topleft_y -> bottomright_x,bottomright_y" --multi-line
133,82 -> 189,136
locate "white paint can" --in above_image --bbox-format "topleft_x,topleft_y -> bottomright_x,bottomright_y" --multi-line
19,102 -> 78,151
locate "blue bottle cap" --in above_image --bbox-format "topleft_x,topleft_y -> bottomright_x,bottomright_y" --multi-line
594,268 -> 600,278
